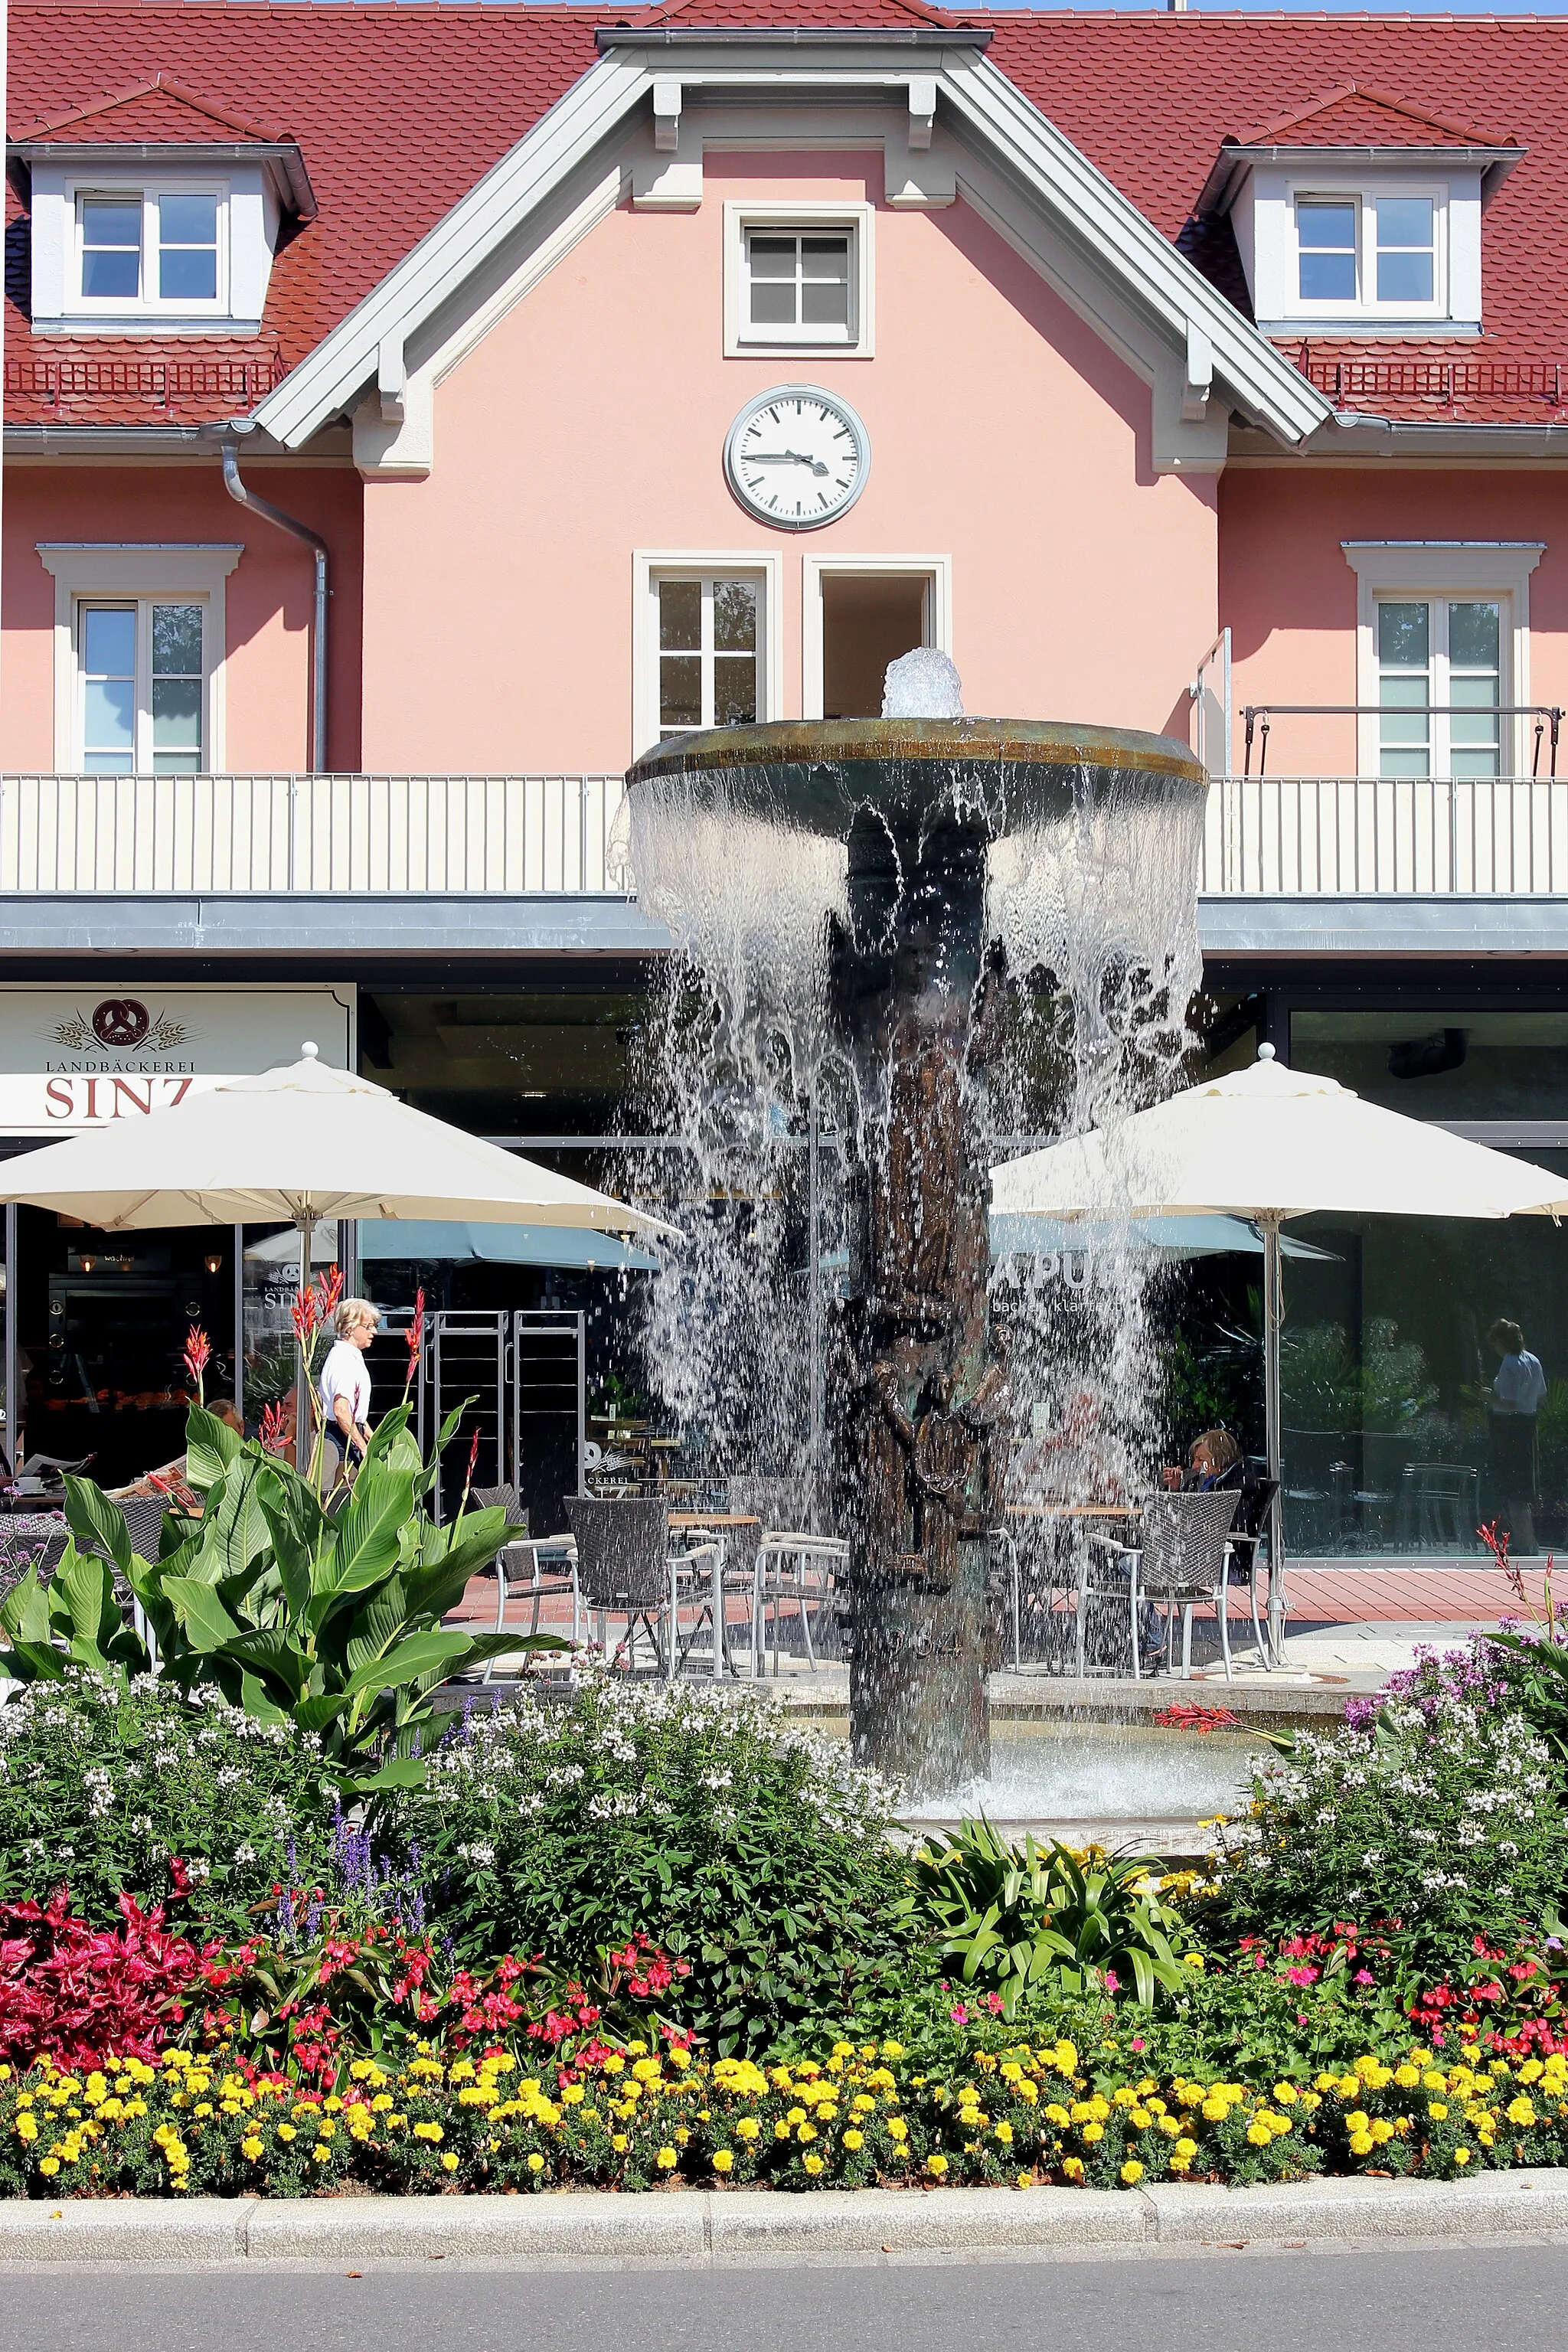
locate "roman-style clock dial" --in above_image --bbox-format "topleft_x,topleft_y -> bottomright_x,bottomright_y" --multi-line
724,386 -> 870,529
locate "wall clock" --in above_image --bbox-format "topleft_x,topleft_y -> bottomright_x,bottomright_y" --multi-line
724,385 -> 870,529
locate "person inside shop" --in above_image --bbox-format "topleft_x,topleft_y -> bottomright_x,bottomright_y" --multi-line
1488,1316 -> 1547,1556
319,1298 -> 381,1487
1161,1427 -> 1245,1494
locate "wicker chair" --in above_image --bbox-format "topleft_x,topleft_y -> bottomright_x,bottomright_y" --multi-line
565,1497 -> 712,1676
1080,1489 -> 1240,1680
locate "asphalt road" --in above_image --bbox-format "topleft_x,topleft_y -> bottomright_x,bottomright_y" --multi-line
5,2245 -> 1568,2352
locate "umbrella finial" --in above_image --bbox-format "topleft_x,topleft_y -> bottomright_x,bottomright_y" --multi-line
302,1040 -> 319,1060
1257,1040 -> 1276,1061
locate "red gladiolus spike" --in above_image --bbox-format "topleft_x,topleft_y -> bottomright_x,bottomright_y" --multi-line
315,1263 -> 345,1325
260,1399 -> 290,1457
291,1285 -> 319,1345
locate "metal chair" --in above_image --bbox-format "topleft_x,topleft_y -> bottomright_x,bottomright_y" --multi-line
474,1483 -> 581,1679
1395,1462 -> 1479,1553
564,1497 -> 709,1676
752,1533 -> 848,1675
1083,1489 -> 1240,1680
1223,1476 -> 1281,1667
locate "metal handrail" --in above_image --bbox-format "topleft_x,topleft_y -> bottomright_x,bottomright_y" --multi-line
1243,704 -> 1563,779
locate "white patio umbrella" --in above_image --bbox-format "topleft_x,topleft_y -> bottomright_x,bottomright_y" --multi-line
0,1043 -> 670,1465
991,1043 -> 1568,1652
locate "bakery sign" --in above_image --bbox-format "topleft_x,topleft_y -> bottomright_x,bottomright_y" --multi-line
0,985 -> 355,1134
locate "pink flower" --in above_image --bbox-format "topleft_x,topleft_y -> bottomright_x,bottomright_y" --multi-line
949,2003 -> 969,2025
1131,2037 -> 1147,2052
1102,1969 -> 1119,1994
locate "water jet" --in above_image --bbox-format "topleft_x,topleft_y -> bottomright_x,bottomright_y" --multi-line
628,676 -> 1206,1795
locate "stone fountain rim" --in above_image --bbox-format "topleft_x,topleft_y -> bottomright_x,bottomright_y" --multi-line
627,715 -> 1206,787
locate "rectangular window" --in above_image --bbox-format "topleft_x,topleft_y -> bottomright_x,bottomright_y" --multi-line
74,189 -> 224,312
157,193 -> 220,304
1375,196 -> 1435,304
656,576 -> 760,738
77,599 -> 207,774
1377,595 -> 1503,780
743,230 -> 853,345
1297,198 -> 1358,303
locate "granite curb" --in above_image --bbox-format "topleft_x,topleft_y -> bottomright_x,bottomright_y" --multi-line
0,2171 -> 1566,2265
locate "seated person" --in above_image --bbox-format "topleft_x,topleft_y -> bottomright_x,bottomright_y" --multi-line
1161,1428 -> 1244,1493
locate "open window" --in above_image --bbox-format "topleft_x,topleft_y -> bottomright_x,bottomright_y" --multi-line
802,557 -> 952,721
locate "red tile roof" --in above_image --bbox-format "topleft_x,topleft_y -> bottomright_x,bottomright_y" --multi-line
18,73 -> 287,144
1229,83 -> 1514,154
8,2 -> 1568,432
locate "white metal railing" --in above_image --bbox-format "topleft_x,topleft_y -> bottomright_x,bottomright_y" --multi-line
7,771 -> 1567,902
1200,774 -> 1568,897
0,773 -> 629,895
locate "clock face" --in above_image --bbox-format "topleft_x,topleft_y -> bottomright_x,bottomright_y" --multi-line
724,386 -> 870,530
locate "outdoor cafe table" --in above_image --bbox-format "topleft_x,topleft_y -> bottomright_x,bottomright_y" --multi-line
668,1512 -> 761,1678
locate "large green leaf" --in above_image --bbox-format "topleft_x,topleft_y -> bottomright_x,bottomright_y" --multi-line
64,1476 -> 131,1575
0,1639 -> 69,1684
337,1756 -> 430,1794
0,1565 -> 53,1647
208,1454 -> 276,1583
162,1573 -> 244,1650
218,1625 -> 311,1702
341,1626 -> 472,1697
258,1491 -> 315,1622
51,1546 -> 123,1662
328,1467 -> 416,1598
341,1576 -> 410,1677
185,1403 -> 242,1491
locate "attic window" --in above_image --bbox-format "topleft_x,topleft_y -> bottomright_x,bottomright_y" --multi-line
1291,187 -> 1444,319
75,187 -> 226,315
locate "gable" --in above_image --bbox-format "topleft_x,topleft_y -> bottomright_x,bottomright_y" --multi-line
1233,85 -> 1513,153
21,75 -> 284,145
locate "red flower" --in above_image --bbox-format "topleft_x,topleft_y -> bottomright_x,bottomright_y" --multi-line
260,1399 -> 291,1457
181,1325 -> 211,1393
314,1264 -> 345,1327
290,1286 -> 318,1345
403,1285 -> 426,1399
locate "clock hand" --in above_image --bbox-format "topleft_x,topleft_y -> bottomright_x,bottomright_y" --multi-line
748,451 -> 831,475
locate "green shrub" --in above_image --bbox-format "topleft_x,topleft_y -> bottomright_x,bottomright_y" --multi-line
1217,1641 -> 1568,1976
404,1677 -> 919,2052
911,1818 -> 1197,2014
0,1668 -> 335,1930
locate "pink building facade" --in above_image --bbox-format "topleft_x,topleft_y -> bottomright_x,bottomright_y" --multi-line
7,0 -> 1568,1547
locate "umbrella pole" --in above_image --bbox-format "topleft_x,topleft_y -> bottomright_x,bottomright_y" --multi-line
1263,1210 -> 1285,1664
295,1214 -> 315,1477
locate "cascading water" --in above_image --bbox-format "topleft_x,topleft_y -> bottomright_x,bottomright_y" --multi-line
626,665 -> 1207,1795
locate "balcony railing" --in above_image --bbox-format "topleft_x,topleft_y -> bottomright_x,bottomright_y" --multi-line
0,773 -> 629,896
4,773 -> 1566,903
1200,774 -> 1568,897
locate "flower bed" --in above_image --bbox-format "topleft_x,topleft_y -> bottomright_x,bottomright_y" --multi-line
2,2034 -> 1566,2199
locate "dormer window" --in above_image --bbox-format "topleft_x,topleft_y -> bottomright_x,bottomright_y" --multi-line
9,74 -> 316,338
77,188 -> 224,312
1292,188 -> 1442,317
1197,86 -> 1524,340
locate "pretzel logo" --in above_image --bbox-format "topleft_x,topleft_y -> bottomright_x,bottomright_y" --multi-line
91,998 -> 151,1048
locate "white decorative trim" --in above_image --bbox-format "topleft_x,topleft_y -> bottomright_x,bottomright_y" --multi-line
34,543 -> 242,773
1342,541 -> 1544,776
254,43 -> 1330,452
631,548 -> 786,760
800,551 -> 952,721
723,201 -> 875,361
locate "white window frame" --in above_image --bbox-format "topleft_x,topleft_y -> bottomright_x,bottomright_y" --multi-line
70,181 -> 230,318
36,544 -> 242,773
632,550 -> 784,758
1288,178 -> 1448,324
801,553 -> 952,722
1343,541 -> 1544,777
724,201 -> 875,359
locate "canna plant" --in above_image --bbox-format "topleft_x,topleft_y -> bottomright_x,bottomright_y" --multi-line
0,1399 -> 557,1793
912,1817 -> 1195,2014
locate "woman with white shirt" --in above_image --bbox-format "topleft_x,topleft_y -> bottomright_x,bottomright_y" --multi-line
318,1298 -> 381,1485
1488,1316 -> 1547,1556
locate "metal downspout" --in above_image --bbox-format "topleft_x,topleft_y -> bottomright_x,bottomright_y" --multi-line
220,440 -> 329,773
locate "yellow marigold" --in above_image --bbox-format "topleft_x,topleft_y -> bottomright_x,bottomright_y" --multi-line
667,2047 -> 691,2072
926,2154 -> 948,2178
1062,2157 -> 1085,2181
1120,2161 -> 1144,2184
1348,2132 -> 1375,2156
1082,2123 -> 1104,2145
843,2129 -> 864,2152
655,2147 -> 678,2171
241,2137 -> 263,2161
995,2122 -> 1014,2145
713,2150 -> 734,2174
38,2158 -> 60,2177
612,2135 -> 629,2154
440,2153 -> 459,2173
887,2118 -> 908,2143
1428,2103 -> 1449,2122
803,2154 -> 825,2176
528,2154 -> 545,2174
413,2122 -> 444,2144
276,2125 -> 297,2145
1455,2148 -> 1472,2166
1508,2098 -> 1537,2128
736,2118 -> 760,2142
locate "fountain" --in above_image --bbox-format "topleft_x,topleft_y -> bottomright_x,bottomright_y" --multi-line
627,662 -> 1207,1795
